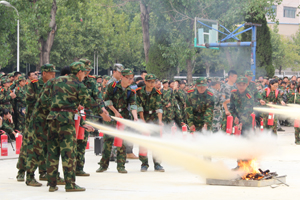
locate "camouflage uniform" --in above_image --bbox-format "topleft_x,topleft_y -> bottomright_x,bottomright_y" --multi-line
0,86 -> 14,113
186,78 -> 214,131
99,69 -> 137,172
14,77 -> 26,132
1,118 -> 15,140
229,77 -> 254,135
46,62 -> 102,190
261,88 -> 284,135
136,74 -> 163,169
172,89 -> 184,126
220,82 -> 237,131
161,82 -> 174,125
209,85 -> 223,133
287,92 -> 300,144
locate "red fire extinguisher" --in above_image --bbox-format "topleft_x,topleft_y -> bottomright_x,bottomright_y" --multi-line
114,119 -> 124,147
251,113 -> 256,130
260,119 -> 264,132
139,133 -> 149,157
182,124 -> 188,139
226,115 -> 233,135
233,126 -> 241,136
75,113 -> 81,139
15,133 -> 22,155
171,123 -> 177,135
99,132 -> 103,137
86,135 -> 90,149
267,113 -> 274,126
77,110 -> 86,140
294,119 -> 300,128
1,133 -> 8,156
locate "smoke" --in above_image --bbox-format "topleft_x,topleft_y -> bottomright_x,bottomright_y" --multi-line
87,119 -> 278,180
254,104 -> 300,119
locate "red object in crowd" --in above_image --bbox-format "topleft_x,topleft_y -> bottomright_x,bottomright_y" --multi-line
182,124 -> 188,139
15,133 -> 22,154
233,126 -> 241,136
139,133 -> 149,157
1,134 -> 8,156
267,113 -> 274,126
99,132 -> 103,137
251,113 -> 256,130
86,136 -> 90,149
226,115 -> 233,135
260,119 -> 264,132
294,119 -> 300,128
78,111 -> 86,140
75,114 -> 81,139
114,119 -> 124,147
171,123 -> 177,135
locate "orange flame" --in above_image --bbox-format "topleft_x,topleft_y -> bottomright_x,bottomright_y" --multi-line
238,159 -> 263,180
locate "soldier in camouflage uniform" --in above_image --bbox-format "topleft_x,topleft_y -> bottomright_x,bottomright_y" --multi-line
1,109 -> 16,140
287,86 -> 300,144
261,79 -> 286,135
161,80 -> 174,125
14,76 -> 27,132
45,62 -> 111,192
209,77 -> 224,133
0,77 -> 16,113
186,78 -> 214,132
97,69 -> 138,174
25,64 -> 58,187
136,74 -> 165,172
220,70 -> 237,132
171,80 -> 185,126
229,77 -> 255,135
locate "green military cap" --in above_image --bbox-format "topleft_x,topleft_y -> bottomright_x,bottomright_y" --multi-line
70,62 -> 88,74
1,77 -> 10,84
79,58 -> 92,70
162,79 -> 169,84
96,75 -> 102,79
264,76 -> 269,79
195,77 -> 207,86
273,75 -> 278,79
236,76 -> 248,84
17,76 -> 26,82
145,74 -> 156,81
113,63 -> 124,72
245,70 -> 254,77
211,77 -> 221,83
8,72 -> 14,78
104,75 -> 111,80
121,68 -> 134,76
41,64 -> 59,72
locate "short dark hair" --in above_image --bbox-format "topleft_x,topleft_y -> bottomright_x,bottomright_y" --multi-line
283,76 -> 288,80
135,77 -> 143,83
14,72 -> 21,77
269,79 -> 279,88
228,70 -> 237,77
60,66 -> 71,76
297,85 -> 300,93
280,81 -> 286,85
2,109 -> 10,116
137,81 -> 145,87
27,71 -> 35,77
141,70 -> 147,75
291,80 -> 297,85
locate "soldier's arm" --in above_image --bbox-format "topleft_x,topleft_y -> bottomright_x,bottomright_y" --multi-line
1,120 -> 14,135
25,82 -> 37,107
185,94 -> 194,128
156,91 -> 163,123
136,91 -> 144,120
104,83 -> 120,115
128,89 -> 138,120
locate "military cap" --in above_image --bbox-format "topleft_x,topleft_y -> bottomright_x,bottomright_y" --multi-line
70,62 -> 88,74
121,68 -> 134,76
96,75 -> 102,79
145,74 -> 156,81
1,77 -> 11,84
79,58 -> 92,70
211,77 -> 221,83
113,63 -> 124,72
162,79 -> 169,84
236,76 -> 248,84
8,73 -> 14,78
195,77 -> 207,86
245,70 -> 254,77
104,75 -> 111,80
41,64 -> 59,72
17,76 -> 26,82
264,76 -> 269,79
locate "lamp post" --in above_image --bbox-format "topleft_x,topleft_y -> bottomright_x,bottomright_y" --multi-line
0,1 -> 19,72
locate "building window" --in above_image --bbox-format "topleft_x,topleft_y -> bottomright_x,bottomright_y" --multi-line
271,5 -> 277,17
283,7 -> 297,18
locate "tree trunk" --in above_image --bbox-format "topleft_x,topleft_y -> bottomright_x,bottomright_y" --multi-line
206,63 -> 210,77
38,0 -> 57,70
186,59 -> 193,84
140,0 -> 150,63
279,65 -> 282,75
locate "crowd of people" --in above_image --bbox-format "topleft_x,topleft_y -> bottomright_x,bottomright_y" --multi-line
0,61 -> 299,193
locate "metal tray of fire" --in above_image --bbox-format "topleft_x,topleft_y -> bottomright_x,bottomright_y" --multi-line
206,175 -> 286,187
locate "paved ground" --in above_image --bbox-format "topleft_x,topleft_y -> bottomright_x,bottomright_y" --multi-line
0,127 -> 300,200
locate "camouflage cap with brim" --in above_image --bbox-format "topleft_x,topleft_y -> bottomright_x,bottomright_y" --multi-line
41,64 -> 59,72
145,74 -> 156,81
121,68 -> 134,76
8,73 -> 14,78
114,63 -> 124,72
245,70 -> 254,77
79,58 -> 92,70
104,75 -> 111,80
96,75 -> 102,79
1,77 -> 11,84
211,77 -> 221,83
264,76 -> 269,79
236,76 -> 248,84
162,79 -> 169,84
195,77 -> 207,86
70,62 -> 88,74
17,76 -> 26,82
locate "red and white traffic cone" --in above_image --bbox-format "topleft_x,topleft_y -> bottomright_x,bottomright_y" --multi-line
1,133 -> 8,156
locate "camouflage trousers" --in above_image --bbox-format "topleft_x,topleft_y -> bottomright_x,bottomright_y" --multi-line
76,130 -> 88,172
15,109 -> 25,133
263,114 -> 277,135
99,134 -> 126,170
16,132 -> 28,175
212,109 -> 222,133
173,104 -> 183,127
294,128 -> 300,143
221,112 -> 227,132
139,154 -> 160,168
47,119 -> 77,189
162,107 -> 174,124
179,104 -> 186,123
26,118 -> 47,181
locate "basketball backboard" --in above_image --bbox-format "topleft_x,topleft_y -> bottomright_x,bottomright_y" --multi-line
194,18 -> 219,50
